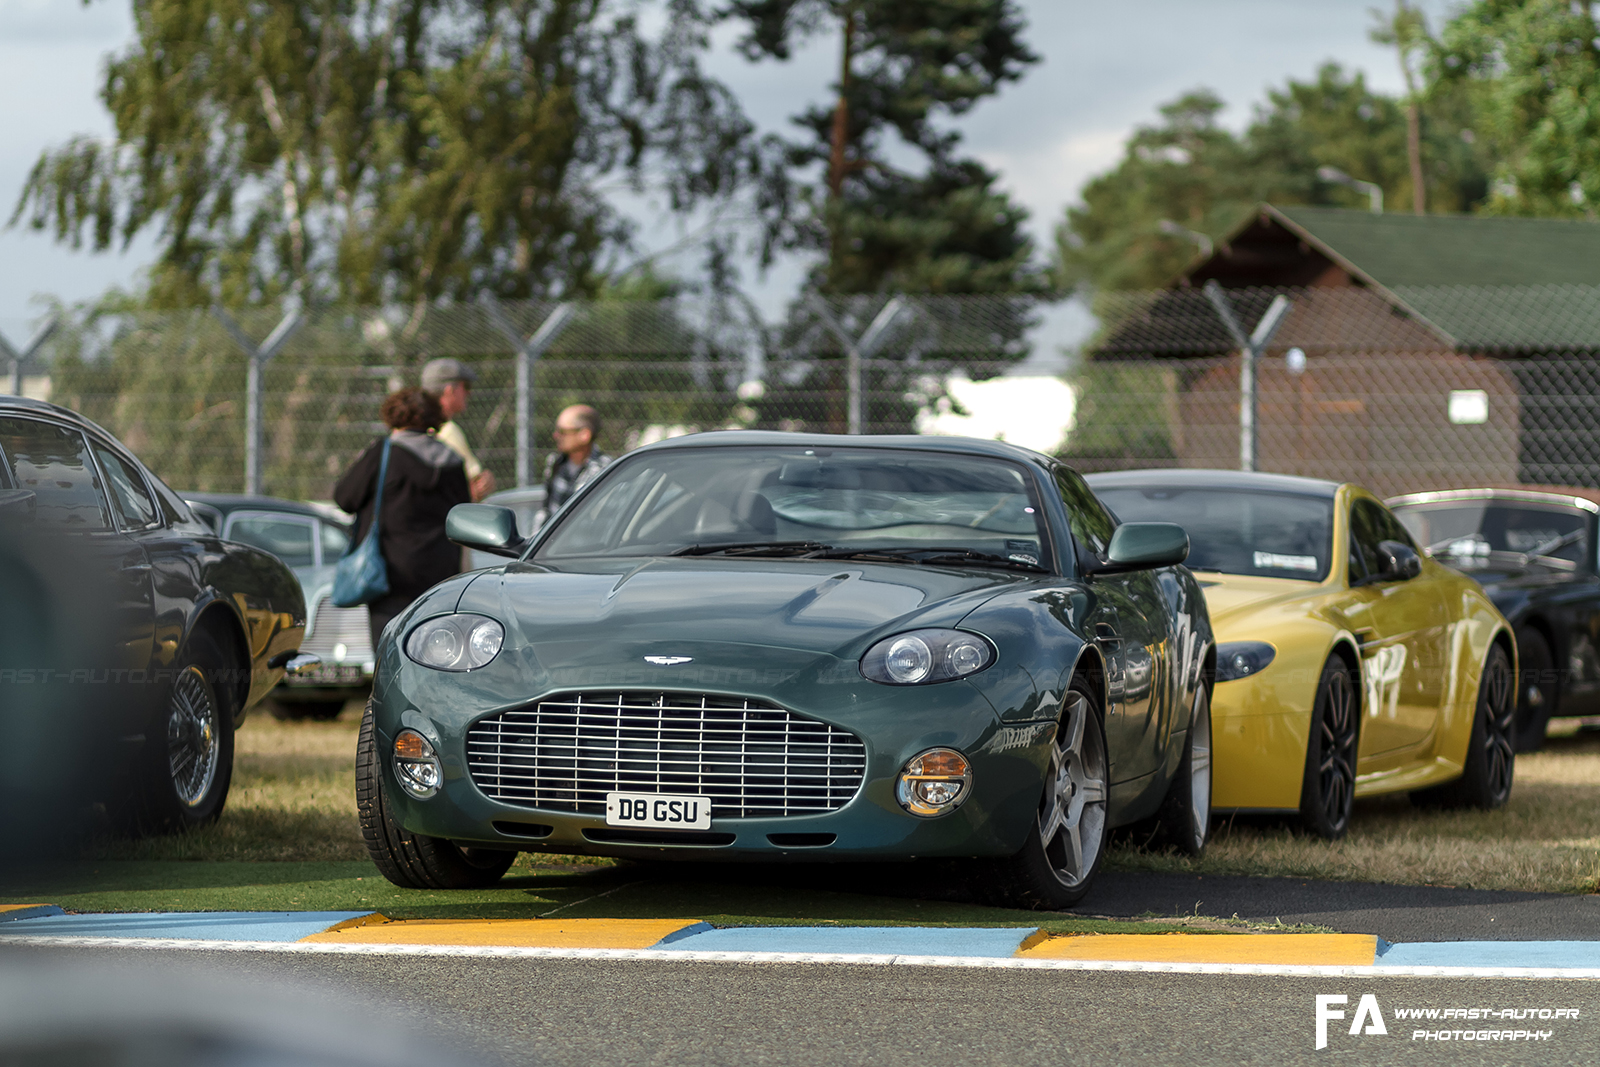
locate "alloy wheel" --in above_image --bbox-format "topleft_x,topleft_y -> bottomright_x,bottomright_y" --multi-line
1315,667 -> 1357,830
1038,691 -> 1107,890
167,665 -> 220,808
1189,689 -> 1213,844
1483,653 -> 1516,800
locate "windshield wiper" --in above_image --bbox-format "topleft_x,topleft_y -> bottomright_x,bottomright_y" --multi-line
1523,529 -> 1583,564
812,546 -> 1048,573
671,540 -> 834,557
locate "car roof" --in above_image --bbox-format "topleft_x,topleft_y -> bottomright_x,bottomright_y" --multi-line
1388,486 -> 1600,514
0,395 -> 137,452
629,430 -> 1057,466
1084,467 -> 1342,498
182,491 -> 336,523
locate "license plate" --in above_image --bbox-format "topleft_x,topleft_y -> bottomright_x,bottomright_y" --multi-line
605,792 -> 712,830
288,665 -> 363,685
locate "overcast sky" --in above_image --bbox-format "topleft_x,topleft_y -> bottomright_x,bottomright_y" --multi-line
0,0 -> 1458,340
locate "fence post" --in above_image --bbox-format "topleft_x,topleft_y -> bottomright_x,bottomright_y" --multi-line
0,316 -> 59,396
480,294 -> 576,487
809,295 -> 911,434
214,306 -> 305,495
1205,282 -> 1291,472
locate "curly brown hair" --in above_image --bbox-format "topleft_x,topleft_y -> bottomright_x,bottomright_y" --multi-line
381,387 -> 444,432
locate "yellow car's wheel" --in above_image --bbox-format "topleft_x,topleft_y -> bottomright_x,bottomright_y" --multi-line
1298,657 -> 1358,840
1413,645 -> 1516,810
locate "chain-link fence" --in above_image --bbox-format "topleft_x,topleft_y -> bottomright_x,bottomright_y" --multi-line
21,295 -> 1032,501
9,285 -> 1600,503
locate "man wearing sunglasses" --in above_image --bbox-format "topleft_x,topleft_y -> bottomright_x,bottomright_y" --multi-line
534,404 -> 611,529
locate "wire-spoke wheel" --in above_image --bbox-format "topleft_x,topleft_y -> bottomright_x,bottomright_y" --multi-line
1415,644 -> 1516,810
132,630 -> 236,833
168,665 -> 221,809
975,679 -> 1108,910
1299,657 -> 1358,839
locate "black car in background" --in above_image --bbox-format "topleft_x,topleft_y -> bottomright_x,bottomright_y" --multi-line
1390,487 -> 1600,750
185,492 -> 372,719
0,396 -> 308,842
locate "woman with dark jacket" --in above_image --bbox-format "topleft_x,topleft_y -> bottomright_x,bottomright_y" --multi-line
335,387 -> 471,648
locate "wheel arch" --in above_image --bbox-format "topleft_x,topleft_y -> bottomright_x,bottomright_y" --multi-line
1067,642 -> 1107,725
187,600 -> 253,722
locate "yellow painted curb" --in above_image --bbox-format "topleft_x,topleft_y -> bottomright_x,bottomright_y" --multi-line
300,916 -> 701,949
1017,933 -> 1379,965
0,905 -> 49,914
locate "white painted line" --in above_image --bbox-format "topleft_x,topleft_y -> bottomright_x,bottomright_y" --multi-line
5,935 -> 1600,980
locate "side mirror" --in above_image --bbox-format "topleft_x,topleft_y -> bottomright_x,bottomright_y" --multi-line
0,489 -> 36,523
1089,522 -> 1189,575
446,504 -> 527,558
1375,539 -> 1422,581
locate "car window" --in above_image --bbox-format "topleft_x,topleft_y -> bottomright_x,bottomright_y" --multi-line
537,446 -> 1047,562
1394,501 -> 1588,568
320,520 -> 350,562
1053,467 -> 1116,564
0,417 -> 111,529
1093,484 -> 1334,581
228,513 -> 316,568
91,441 -> 160,530
1349,499 -> 1414,583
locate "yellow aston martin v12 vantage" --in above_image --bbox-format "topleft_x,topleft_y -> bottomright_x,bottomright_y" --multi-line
1086,470 -> 1515,838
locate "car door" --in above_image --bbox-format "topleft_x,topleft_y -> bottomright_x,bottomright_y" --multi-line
0,415 -> 155,672
1343,496 -> 1449,759
1053,466 -> 1169,783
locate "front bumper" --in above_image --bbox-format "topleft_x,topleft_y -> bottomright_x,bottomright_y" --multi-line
371,646 -> 1058,861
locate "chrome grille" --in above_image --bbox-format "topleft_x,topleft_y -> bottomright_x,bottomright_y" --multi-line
466,691 -> 867,818
300,595 -> 373,664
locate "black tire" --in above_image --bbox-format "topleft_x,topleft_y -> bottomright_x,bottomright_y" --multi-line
355,701 -> 514,889
1153,683 -> 1212,855
975,677 -> 1108,910
1298,656 -> 1358,840
1412,644 -> 1516,810
1513,626 -> 1556,753
135,630 -> 238,834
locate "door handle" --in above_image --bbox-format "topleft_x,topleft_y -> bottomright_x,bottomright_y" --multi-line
120,560 -> 152,575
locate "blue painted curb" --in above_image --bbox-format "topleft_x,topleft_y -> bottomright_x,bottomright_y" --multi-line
0,911 -> 371,943
1376,941 -> 1600,968
655,925 -> 1039,958
0,906 -> 65,924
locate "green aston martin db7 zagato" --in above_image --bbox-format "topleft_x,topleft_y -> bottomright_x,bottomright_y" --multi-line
357,433 -> 1217,909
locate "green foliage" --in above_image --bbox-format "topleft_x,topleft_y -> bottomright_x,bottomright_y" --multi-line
1055,64 -> 1492,293
1435,0 -> 1600,217
1058,363 -> 1176,470
724,0 -> 1042,296
9,0 -> 765,309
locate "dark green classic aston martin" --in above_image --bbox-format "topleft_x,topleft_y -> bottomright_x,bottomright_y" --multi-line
358,434 -> 1216,909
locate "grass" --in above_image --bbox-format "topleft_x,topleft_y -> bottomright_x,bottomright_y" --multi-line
4,706 -> 1596,921
1107,723 -> 1600,895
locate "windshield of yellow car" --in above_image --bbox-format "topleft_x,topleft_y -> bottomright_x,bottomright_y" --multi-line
1095,485 -> 1333,581
1393,501 -> 1588,568
534,445 -> 1050,567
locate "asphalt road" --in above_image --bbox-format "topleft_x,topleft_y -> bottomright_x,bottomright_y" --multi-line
1079,872 -> 1600,941
3,944 -> 1597,1067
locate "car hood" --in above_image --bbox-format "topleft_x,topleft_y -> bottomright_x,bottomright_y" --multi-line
454,556 -> 1024,663
1192,572 -> 1324,630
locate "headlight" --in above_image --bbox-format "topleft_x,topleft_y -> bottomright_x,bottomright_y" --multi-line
1216,641 -> 1276,682
861,629 -> 995,685
896,748 -> 972,817
404,614 -> 504,671
394,729 -> 442,799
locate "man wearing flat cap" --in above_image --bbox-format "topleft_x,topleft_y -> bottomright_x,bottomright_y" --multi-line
421,357 -> 495,501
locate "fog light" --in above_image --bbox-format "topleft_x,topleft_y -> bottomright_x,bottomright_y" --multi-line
896,747 -> 972,817
394,729 -> 442,799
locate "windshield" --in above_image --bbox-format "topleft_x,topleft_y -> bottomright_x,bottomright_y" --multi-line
1096,484 -> 1334,580
535,445 -> 1048,565
1393,501 -> 1589,568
